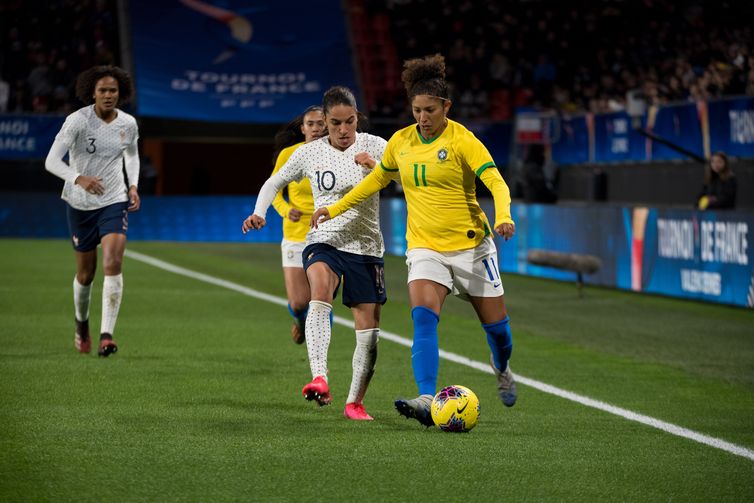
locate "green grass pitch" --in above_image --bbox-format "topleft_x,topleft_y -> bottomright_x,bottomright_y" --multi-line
1,238 -> 753,501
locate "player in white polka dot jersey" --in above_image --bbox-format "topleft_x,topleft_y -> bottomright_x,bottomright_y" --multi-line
45,65 -> 141,358
243,86 -> 388,421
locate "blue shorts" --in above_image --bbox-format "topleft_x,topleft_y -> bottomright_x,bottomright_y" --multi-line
303,243 -> 387,307
66,202 -> 129,252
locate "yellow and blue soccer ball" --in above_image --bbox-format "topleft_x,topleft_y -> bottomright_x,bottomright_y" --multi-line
431,385 -> 480,432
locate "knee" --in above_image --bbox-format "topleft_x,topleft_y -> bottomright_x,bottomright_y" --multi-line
76,271 -> 95,285
102,255 -> 123,275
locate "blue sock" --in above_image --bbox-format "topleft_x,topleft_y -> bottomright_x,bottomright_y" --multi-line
484,316 -> 513,372
288,303 -> 308,327
411,306 -> 440,396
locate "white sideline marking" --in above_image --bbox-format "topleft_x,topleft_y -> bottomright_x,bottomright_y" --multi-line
126,249 -> 754,462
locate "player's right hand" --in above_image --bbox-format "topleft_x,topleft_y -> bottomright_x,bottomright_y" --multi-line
75,175 -> 105,195
354,152 -> 377,169
242,214 -> 266,233
310,207 -> 331,229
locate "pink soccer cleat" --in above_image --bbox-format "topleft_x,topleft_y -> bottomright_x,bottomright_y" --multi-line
302,376 -> 332,406
344,402 -> 373,421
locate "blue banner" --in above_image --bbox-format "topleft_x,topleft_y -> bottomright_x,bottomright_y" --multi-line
649,103 -> 705,161
625,208 -> 753,306
0,114 -> 64,160
2,194 -> 752,307
593,112 -> 646,163
709,97 -> 754,157
551,97 -> 754,165
129,0 -> 358,123
551,115 -> 590,166
470,122 -> 513,168
496,203 -> 754,308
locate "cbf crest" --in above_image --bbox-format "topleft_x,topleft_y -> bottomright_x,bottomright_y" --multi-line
437,148 -> 448,162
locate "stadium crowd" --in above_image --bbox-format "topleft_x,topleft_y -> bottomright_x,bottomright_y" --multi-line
2,1 -> 752,121
0,0 -> 120,114
364,0 -> 754,119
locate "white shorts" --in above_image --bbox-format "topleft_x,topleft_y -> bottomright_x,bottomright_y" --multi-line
406,236 -> 504,300
281,239 -> 305,268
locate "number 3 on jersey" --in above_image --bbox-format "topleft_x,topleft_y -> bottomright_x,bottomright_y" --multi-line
315,170 -> 335,191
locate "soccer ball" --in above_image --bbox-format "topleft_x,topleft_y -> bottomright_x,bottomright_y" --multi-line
431,385 -> 480,432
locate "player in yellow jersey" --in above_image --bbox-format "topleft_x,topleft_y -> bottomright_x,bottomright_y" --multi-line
269,106 -> 325,344
312,54 -> 518,427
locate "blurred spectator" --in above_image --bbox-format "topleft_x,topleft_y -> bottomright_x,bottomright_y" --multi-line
0,77 -> 9,112
697,151 -> 736,210
368,0 -> 754,119
1,0 -> 120,114
522,144 -> 558,204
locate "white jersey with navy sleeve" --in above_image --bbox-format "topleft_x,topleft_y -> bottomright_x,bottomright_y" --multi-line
255,132 -> 387,257
51,105 -> 139,210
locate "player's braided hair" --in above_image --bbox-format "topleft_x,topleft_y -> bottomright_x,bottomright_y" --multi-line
401,54 -> 449,101
271,105 -> 323,165
75,65 -> 134,105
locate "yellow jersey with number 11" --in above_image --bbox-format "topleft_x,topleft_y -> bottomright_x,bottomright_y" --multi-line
379,119 -> 513,251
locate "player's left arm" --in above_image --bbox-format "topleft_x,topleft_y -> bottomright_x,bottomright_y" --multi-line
124,134 -> 141,212
479,168 -> 514,239
462,132 -> 515,239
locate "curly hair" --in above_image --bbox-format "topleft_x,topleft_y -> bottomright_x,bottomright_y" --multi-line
75,65 -> 134,105
401,54 -> 449,101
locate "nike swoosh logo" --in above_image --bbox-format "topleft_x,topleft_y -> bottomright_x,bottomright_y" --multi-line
493,283 -> 501,288
457,402 -> 468,414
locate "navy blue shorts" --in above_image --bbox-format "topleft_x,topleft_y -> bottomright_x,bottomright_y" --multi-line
303,243 -> 387,307
66,201 -> 129,252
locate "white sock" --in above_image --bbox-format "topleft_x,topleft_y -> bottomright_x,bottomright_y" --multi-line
73,277 -> 92,322
347,328 -> 379,404
101,274 -> 123,336
305,300 -> 332,380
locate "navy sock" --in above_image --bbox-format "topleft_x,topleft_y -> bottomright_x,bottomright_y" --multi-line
484,316 -> 513,372
411,306 -> 440,396
288,303 -> 308,327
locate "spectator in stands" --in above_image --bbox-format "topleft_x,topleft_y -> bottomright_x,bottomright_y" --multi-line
522,144 -> 557,204
0,1 -> 119,113
697,151 -> 737,210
